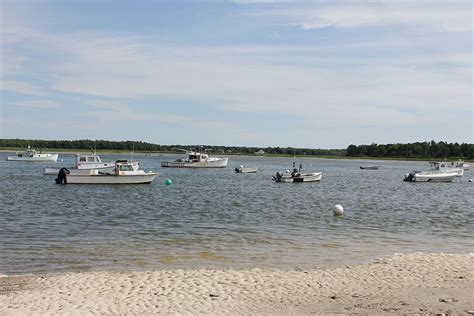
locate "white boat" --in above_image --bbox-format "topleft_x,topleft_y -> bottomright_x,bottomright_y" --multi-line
403,171 -> 458,182
429,161 -> 464,177
454,159 -> 470,171
235,165 -> 259,173
44,154 -> 138,175
56,161 -> 157,184
6,146 -> 58,162
360,166 -> 381,170
161,151 -> 228,168
273,170 -> 322,183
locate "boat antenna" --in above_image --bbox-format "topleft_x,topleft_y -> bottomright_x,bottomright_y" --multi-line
131,142 -> 135,162
293,149 -> 296,169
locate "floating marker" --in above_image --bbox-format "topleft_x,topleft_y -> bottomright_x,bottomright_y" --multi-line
165,178 -> 173,185
332,204 -> 344,216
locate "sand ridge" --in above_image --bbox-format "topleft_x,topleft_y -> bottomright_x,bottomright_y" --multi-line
1,252 -> 473,315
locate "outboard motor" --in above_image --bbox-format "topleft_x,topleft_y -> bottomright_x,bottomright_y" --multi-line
235,167 -> 240,173
273,171 -> 282,182
404,172 -> 415,182
56,167 -> 70,184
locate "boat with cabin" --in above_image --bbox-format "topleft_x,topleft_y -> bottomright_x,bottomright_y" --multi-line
235,165 -> 259,173
428,161 -> 464,177
6,146 -> 58,162
161,151 -> 228,168
44,153 -> 138,175
56,161 -> 157,184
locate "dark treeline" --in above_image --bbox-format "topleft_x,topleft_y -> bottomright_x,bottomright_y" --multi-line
1,139 -> 472,159
346,141 -> 474,159
0,139 -> 344,156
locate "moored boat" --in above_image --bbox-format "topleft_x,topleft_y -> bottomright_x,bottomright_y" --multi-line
429,161 -> 464,177
235,165 -> 259,173
273,171 -> 322,183
44,154 -> 138,175
56,161 -> 157,184
161,151 -> 228,168
403,171 -> 457,182
273,161 -> 322,183
6,146 -> 58,162
360,166 -> 381,170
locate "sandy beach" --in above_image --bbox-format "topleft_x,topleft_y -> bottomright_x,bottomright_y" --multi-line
1,252 -> 473,315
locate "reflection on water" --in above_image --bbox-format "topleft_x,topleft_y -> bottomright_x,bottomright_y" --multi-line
0,153 -> 473,274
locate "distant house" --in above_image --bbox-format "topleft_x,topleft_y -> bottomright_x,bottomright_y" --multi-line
255,149 -> 265,155
225,149 -> 233,153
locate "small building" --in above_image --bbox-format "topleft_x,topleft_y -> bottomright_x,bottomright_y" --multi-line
255,150 -> 265,155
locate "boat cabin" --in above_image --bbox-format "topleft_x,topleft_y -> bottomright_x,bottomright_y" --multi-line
188,152 -> 209,162
76,154 -> 103,164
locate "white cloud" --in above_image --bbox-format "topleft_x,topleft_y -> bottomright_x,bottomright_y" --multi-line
16,100 -> 60,109
252,2 -> 472,32
1,80 -> 46,96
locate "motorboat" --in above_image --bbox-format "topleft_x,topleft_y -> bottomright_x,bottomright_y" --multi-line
6,146 -> 58,162
429,161 -> 464,177
44,154 -> 138,175
403,171 -> 458,182
273,170 -> 322,183
273,162 -> 322,183
161,151 -> 228,168
454,159 -> 470,171
360,166 -> 381,170
56,161 -> 157,184
235,165 -> 259,173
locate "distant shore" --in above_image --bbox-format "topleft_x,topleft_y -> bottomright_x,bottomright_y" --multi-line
1,148 -> 471,162
1,252 -> 473,315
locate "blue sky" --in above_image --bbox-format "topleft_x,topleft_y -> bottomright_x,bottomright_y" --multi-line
0,0 -> 472,148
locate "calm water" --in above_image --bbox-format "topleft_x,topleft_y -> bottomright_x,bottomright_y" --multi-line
0,152 -> 472,274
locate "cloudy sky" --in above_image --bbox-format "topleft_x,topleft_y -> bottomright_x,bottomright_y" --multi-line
0,0 -> 472,148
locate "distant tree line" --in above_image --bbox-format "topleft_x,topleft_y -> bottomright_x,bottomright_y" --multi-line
0,139 -> 344,156
346,141 -> 474,159
1,139 -> 472,159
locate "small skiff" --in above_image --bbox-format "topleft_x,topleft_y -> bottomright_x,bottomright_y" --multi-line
235,166 -> 259,173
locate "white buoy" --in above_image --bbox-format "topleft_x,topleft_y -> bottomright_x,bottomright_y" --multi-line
333,204 -> 344,216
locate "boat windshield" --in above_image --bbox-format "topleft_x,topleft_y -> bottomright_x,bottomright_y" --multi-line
118,164 -> 134,171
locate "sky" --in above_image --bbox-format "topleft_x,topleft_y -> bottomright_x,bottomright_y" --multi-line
0,0 -> 472,148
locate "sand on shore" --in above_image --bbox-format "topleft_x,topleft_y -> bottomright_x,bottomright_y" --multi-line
1,252 -> 473,315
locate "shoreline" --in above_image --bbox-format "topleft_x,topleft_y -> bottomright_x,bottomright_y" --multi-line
1,149 -> 471,163
1,252 -> 473,314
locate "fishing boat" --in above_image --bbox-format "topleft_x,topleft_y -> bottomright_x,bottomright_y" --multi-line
273,170 -> 322,183
56,161 -> 157,184
235,165 -> 259,173
453,159 -> 470,171
403,171 -> 458,182
273,161 -> 322,183
6,146 -> 58,162
44,154 -> 138,175
360,166 -> 381,170
161,151 -> 228,168
428,161 -> 464,177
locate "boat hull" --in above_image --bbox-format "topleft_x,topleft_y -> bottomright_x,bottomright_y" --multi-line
65,173 -> 158,184
235,167 -> 259,173
360,166 -> 380,170
275,172 -> 322,183
161,158 -> 228,168
7,154 -> 58,162
404,172 -> 457,182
